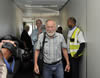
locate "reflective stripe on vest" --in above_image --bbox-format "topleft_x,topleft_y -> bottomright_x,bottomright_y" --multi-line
70,27 -> 83,57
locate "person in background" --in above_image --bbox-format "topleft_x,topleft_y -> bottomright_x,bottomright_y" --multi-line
66,17 -> 86,78
56,26 -> 63,34
31,19 -> 45,49
0,40 -> 17,78
56,26 -> 69,78
31,19 -> 45,78
20,25 -> 32,50
34,19 -> 70,78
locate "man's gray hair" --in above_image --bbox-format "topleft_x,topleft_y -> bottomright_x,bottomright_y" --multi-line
45,19 -> 56,26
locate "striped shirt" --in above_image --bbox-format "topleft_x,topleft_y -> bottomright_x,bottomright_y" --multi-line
36,32 -> 67,64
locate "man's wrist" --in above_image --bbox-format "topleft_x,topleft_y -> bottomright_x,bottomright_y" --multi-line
66,62 -> 70,66
67,64 -> 70,66
66,60 -> 70,65
34,63 -> 38,66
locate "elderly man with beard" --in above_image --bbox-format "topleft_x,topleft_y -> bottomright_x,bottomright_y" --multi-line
34,19 -> 70,78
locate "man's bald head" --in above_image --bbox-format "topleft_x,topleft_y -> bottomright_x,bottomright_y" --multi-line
46,19 -> 56,27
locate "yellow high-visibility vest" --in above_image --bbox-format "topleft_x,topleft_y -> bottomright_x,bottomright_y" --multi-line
70,27 -> 83,57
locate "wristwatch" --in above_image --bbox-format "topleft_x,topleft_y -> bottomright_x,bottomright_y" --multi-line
67,64 -> 70,66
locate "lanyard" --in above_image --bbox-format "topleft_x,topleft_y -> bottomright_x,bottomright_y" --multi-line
3,57 -> 15,73
0,46 -> 15,73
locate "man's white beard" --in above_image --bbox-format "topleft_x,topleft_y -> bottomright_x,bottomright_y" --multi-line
47,32 -> 55,36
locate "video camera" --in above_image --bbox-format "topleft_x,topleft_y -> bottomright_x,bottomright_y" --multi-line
0,35 -> 33,64
2,42 -> 17,57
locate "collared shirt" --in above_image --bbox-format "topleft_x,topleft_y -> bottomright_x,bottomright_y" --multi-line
31,25 -> 45,49
67,26 -> 86,54
31,29 -> 38,46
36,32 -> 67,64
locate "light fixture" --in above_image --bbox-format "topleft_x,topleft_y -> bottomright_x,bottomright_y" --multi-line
24,4 -> 58,8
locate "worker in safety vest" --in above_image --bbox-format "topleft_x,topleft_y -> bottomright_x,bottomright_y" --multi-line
66,17 -> 86,78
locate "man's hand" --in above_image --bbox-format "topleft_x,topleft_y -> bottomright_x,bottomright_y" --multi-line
2,40 -> 16,47
0,42 -> 3,48
62,48 -> 70,72
73,53 -> 79,58
34,64 -> 40,74
65,64 -> 70,72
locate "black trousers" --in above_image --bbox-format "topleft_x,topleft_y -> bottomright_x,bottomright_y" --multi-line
63,54 -> 82,78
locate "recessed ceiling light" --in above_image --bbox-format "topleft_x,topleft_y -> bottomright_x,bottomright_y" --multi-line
24,4 -> 58,8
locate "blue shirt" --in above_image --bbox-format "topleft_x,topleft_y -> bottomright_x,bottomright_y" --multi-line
31,25 -> 45,50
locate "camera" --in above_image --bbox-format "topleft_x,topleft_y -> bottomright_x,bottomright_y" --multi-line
2,42 -> 17,57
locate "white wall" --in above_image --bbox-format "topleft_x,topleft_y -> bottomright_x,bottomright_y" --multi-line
60,0 -> 87,78
0,0 -> 23,37
0,0 -> 17,36
15,6 -> 23,37
87,0 -> 100,78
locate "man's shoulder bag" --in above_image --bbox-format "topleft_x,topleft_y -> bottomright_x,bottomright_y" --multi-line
38,32 -> 46,75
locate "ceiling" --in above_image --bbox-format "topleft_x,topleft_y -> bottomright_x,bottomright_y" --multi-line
14,0 -> 68,17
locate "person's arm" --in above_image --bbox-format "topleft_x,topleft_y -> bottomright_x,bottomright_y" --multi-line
34,33 -> 42,74
61,34 -> 70,72
74,31 -> 86,58
34,50 -> 40,74
74,43 -> 86,58
62,48 -> 70,72
62,48 -> 70,65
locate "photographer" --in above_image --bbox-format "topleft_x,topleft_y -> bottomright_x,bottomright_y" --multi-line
0,40 -> 17,78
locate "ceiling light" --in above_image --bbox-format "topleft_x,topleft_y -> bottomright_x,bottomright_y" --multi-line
25,4 -> 58,8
